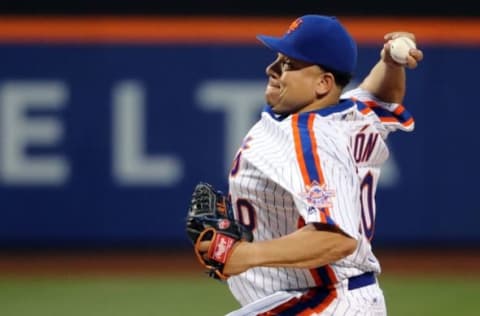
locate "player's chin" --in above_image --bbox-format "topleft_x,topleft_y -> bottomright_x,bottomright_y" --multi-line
265,91 -> 280,108
267,102 -> 288,115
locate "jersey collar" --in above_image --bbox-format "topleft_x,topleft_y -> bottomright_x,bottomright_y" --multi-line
263,99 -> 355,121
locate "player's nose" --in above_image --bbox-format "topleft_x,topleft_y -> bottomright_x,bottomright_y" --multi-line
266,59 -> 281,78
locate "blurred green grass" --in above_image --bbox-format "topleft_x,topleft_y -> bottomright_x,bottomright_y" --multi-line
0,274 -> 479,316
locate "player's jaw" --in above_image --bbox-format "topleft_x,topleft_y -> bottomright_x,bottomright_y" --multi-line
265,78 -> 282,106
265,83 -> 308,115
266,75 -> 322,115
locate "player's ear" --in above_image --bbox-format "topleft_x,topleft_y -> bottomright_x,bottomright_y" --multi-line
314,72 -> 334,96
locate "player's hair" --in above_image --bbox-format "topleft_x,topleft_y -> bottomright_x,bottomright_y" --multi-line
319,64 -> 352,88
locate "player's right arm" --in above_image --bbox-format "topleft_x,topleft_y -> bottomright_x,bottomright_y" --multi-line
358,32 -> 423,103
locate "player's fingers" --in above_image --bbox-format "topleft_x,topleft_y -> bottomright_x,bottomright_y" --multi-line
404,49 -> 424,69
197,240 -> 211,252
383,41 -> 392,52
410,49 -> 424,62
405,55 -> 419,69
384,32 -> 397,41
384,32 -> 416,42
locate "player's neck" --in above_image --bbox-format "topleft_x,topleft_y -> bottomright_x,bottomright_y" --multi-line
298,94 -> 341,113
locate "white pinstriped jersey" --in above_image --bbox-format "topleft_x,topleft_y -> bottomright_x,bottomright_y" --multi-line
227,88 -> 414,307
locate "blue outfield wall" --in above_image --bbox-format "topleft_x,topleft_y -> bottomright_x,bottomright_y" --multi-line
0,43 -> 478,248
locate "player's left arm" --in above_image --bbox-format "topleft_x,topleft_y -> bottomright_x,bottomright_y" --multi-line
197,222 -> 357,276
358,32 -> 424,103
217,223 -> 357,274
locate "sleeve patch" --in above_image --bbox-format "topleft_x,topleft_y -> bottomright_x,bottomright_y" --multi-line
301,180 -> 335,209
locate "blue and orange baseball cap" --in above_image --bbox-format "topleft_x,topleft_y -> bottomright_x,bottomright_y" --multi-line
257,15 -> 357,74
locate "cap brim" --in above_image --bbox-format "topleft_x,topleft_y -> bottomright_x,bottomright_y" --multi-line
257,35 -> 286,54
257,35 -> 311,64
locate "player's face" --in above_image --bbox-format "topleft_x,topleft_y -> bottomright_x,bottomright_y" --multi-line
265,54 -> 326,114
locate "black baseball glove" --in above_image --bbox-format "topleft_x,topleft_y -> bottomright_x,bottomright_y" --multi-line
186,182 -> 253,280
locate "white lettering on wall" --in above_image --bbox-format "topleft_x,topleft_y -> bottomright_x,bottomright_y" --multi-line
0,81 -> 69,185
112,81 -> 183,186
196,80 -> 266,174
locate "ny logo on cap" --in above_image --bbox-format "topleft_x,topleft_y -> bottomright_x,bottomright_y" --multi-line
286,18 -> 303,35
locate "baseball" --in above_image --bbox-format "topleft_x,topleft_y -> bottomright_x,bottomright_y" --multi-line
389,36 -> 416,64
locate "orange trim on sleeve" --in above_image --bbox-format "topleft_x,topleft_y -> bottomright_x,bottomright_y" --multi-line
0,16 -> 479,44
379,116 -> 414,127
362,100 -> 379,108
379,117 -> 400,123
402,117 -> 415,127
360,107 -> 373,114
393,104 -> 406,115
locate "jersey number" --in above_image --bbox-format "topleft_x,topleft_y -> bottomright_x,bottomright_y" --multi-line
234,175 -> 376,240
360,172 -> 375,241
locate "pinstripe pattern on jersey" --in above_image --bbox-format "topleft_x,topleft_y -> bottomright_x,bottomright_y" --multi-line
292,113 -> 339,289
228,156 -> 319,306
228,89 -> 399,308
